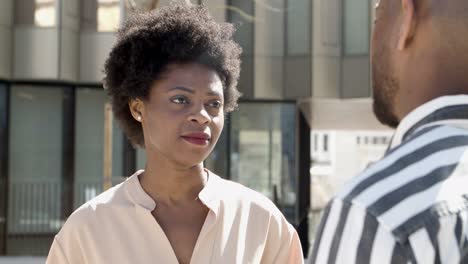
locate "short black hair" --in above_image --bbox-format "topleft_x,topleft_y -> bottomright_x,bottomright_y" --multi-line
103,3 -> 242,148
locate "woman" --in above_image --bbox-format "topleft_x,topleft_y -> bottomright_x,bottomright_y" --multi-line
47,3 -> 303,264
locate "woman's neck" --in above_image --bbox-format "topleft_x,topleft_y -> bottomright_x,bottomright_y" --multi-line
139,153 -> 207,206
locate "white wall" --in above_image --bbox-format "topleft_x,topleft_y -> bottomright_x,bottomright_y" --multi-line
310,130 -> 392,208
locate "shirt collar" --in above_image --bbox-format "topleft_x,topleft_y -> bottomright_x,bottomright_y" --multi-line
389,95 -> 468,149
126,170 -> 156,211
197,169 -> 220,214
125,169 -> 220,215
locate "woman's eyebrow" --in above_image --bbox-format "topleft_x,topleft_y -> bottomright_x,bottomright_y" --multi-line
168,86 -> 195,94
169,86 -> 222,97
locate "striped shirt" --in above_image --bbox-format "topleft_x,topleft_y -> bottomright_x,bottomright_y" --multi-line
309,95 -> 468,264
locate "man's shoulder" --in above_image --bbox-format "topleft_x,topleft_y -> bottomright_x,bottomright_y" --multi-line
337,124 -> 468,201
333,124 -> 468,241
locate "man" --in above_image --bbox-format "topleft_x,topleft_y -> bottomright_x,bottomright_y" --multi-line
309,0 -> 468,263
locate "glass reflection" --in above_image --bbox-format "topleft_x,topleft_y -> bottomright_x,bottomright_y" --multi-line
74,88 -> 125,209
98,0 -> 120,32
7,85 -> 63,255
35,0 -> 55,27
230,103 -> 297,210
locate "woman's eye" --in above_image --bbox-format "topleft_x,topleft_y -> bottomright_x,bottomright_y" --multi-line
208,101 -> 222,109
171,96 -> 189,105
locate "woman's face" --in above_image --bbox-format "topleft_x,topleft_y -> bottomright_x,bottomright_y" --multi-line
132,63 -> 225,168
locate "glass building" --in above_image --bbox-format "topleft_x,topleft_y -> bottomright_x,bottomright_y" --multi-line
0,0 -> 381,260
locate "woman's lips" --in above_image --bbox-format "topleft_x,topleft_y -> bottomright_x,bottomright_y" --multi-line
181,132 -> 211,146
182,136 -> 209,146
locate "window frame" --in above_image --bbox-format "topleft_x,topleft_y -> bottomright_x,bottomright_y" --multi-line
0,81 -> 10,255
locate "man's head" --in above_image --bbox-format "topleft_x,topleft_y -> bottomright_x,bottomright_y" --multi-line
371,0 -> 468,128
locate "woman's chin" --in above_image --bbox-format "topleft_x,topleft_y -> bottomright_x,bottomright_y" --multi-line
172,156 -> 209,169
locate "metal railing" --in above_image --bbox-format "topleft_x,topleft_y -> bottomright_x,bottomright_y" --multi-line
4,178 -> 125,256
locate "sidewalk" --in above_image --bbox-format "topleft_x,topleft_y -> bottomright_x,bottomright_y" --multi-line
0,257 -> 46,264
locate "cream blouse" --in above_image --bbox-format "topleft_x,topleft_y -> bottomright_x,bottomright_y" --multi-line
46,170 -> 303,264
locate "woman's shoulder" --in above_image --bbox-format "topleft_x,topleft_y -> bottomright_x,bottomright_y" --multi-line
212,175 -> 297,239
76,180 -> 129,211
59,179 -> 133,233
212,174 -> 282,215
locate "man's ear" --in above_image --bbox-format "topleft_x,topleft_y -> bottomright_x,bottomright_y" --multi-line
128,99 -> 144,122
397,0 -> 416,50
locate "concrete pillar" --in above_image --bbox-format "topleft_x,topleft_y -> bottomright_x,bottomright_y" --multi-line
0,0 -> 14,79
254,0 -> 285,99
59,0 -> 80,81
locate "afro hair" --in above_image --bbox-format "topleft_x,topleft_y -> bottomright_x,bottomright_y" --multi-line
103,3 -> 242,148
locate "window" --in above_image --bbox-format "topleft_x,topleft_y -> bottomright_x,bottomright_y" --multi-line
35,0 -> 55,27
344,0 -> 370,55
74,88 -> 124,209
15,0 -> 56,27
314,134 -> 318,151
81,0 -> 121,32
227,0 -> 255,97
230,103 -> 297,216
205,127 -> 229,177
137,148 -> 145,171
382,136 -> 388,145
309,126 -> 393,250
97,0 -> 120,32
287,0 -> 311,55
323,134 -> 328,151
8,85 -> 64,255
0,83 -> 8,253
227,0 -> 254,54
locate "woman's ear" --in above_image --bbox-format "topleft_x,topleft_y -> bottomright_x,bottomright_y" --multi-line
129,99 -> 144,122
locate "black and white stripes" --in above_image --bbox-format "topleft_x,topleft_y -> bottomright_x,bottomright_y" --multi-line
309,96 -> 468,264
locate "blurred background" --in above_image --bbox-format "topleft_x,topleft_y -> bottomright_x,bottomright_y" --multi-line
0,0 -> 392,262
